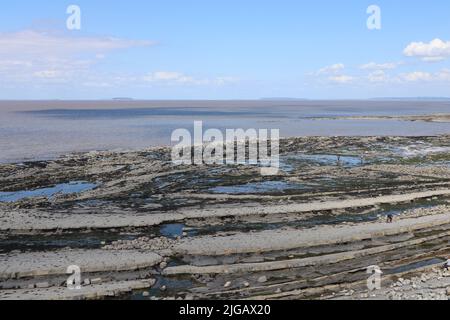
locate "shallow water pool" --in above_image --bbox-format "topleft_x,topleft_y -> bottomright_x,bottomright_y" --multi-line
0,181 -> 97,202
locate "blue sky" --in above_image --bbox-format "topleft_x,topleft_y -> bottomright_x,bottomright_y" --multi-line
0,0 -> 450,99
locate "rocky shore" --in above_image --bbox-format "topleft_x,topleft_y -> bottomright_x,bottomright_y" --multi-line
305,113 -> 450,123
1,135 -> 450,300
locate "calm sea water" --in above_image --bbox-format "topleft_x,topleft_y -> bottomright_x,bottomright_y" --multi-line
1,100 -> 450,163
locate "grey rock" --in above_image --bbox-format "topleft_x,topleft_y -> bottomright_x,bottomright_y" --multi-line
257,276 -> 268,283
36,282 -> 50,289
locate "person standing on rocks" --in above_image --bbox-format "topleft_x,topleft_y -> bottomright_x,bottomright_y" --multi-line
444,259 -> 450,271
386,214 -> 394,223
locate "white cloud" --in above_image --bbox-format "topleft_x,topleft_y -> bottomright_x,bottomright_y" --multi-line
0,30 -> 236,89
404,39 -> 450,62
360,62 -> 399,70
367,70 -> 388,83
0,60 -> 33,68
33,70 -> 61,79
436,69 -> 450,81
311,59 -> 450,87
81,81 -> 113,88
401,71 -> 433,82
143,71 -> 237,86
0,30 -> 153,56
311,63 -> 354,84
0,30 -> 154,85
145,71 -> 196,83
317,63 -> 345,75
328,75 -> 353,84
214,76 -> 238,86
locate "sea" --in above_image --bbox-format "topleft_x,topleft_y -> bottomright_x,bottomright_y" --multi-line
1,100 -> 450,164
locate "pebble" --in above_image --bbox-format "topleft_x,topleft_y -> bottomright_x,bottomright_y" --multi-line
35,282 -> 50,289
224,281 -> 232,288
103,237 -> 176,251
257,276 -> 268,283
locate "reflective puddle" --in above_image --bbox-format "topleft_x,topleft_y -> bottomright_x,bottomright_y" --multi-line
286,154 -> 363,166
0,181 -> 97,202
159,224 -> 186,239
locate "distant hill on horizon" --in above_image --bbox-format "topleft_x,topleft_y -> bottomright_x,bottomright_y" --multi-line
260,97 -> 309,101
371,97 -> 450,101
112,97 -> 135,101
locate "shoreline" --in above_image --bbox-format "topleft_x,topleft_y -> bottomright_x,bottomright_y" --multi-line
302,113 -> 450,123
3,129 -> 450,166
3,104 -> 450,165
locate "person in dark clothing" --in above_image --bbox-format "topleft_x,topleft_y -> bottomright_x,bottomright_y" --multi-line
386,214 -> 394,223
444,259 -> 450,271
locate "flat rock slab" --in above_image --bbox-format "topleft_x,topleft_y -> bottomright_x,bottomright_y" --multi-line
0,279 -> 155,300
164,231 -> 450,275
0,249 -> 162,280
0,210 -> 182,232
173,212 -> 450,256
2,189 -> 450,232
